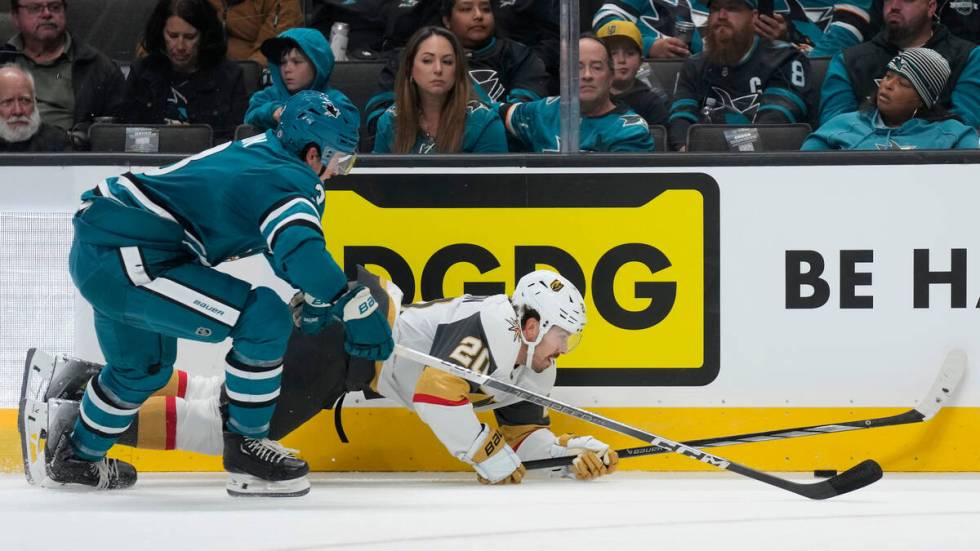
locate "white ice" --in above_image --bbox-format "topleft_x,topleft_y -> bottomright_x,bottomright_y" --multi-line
1,471 -> 979,550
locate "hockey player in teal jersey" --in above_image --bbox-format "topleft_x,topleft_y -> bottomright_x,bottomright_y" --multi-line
49,90 -> 394,497
502,35 -> 654,153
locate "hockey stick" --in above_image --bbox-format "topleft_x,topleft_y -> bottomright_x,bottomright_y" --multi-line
394,344 -> 883,500
525,349 -> 967,471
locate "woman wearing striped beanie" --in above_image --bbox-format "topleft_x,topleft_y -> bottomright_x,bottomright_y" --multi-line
802,48 -> 979,150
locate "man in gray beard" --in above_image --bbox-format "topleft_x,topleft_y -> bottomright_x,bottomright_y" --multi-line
0,64 -> 69,152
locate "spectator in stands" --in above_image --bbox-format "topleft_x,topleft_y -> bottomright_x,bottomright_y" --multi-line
5,0 -> 125,134
592,0 -> 696,59
373,26 -> 507,153
501,35 -> 654,152
592,0 -> 868,58
494,0 -> 560,93
803,48 -> 979,150
207,0 -> 303,66
309,0 -> 393,60
597,20 -> 668,126
0,63 -> 69,151
819,0 -> 980,128
667,0 -> 816,151
245,28 -> 338,131
123,0 -> 248,143
365,0 -> 550,148
817,0 -> 980,56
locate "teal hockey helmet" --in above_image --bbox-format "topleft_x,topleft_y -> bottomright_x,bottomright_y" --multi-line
276,90 -> 360,164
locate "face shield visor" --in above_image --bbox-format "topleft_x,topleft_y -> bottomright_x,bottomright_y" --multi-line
319,150 -> 357,178
540,325 -> 584,355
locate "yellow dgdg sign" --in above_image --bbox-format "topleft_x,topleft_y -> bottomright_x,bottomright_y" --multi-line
323,172 -> 719,387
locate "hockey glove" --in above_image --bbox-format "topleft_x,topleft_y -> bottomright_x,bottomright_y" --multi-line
553,434 -> 619,480
299,293 -> 334,336
463,424 -> 525,485
325,285 -> 394,361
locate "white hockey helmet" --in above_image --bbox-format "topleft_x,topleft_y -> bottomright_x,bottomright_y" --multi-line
511,270 -> 586,352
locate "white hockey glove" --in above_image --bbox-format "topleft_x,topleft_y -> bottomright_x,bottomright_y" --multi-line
553,434 -> 619,480
461,424 -> 525,485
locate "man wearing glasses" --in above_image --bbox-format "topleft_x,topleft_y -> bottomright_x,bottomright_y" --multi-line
5,0 -> 124,136
43,90 -> 389,497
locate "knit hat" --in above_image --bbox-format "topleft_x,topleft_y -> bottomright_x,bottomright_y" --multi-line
596,21 -> 643,53
886,48 -> 951,109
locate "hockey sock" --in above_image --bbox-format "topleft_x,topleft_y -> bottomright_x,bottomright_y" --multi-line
151,370 -> 188,399
117,396 -> 177,450
116,395 -> 224,455
71,372 -> 145,461
223,349 -> 282,438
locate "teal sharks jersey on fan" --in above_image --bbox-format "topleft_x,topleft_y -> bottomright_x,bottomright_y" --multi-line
593,0 -> 873,56
504,97 -> 654,152
74,131 -> 327,276
667,37 -> 817,149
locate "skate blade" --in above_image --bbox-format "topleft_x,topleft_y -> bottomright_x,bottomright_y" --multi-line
18,397 -> 48,486
226,474 -> 310,497
20,349 -> 56,406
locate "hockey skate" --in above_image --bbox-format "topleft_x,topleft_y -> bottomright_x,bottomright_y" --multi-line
19,349 -> 103,485
45,427 -> 137,490
25,348 -> 103,402
223,431 -> 310,497
19,348 -> 60,485
18,395 -> 48,485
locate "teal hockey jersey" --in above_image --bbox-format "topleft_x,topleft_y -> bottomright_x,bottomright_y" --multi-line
73,131 -> 347,301
504,97 -> 654,152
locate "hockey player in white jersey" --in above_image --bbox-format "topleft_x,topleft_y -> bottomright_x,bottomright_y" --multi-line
22,269 -> 618,484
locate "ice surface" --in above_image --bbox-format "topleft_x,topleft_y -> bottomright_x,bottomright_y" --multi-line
1,471 -> 979,550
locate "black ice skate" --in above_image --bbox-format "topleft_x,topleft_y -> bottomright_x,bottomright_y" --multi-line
223,431 -> 310,497
28,348 -> 103,402
19,392 -> 86,485
45,429 -> 137,490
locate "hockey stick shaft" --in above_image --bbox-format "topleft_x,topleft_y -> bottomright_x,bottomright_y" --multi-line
525,410 -> 924,470
395,344 -> 882,500
526,349 -> 967,470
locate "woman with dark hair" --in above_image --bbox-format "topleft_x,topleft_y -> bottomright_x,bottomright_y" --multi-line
802,48 -> 979,151
373,26 -> 506,154
123,0 -> 248,142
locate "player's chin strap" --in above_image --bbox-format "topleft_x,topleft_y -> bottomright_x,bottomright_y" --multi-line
521,332 -> 543,373
518,311 -> 547,372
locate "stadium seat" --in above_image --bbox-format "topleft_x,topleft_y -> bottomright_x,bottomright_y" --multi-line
89,123 -> 213,153
331,61 -> 386,112
810,56 -> 832,91
236,60 -> 266,98
686,123 -> 812,152
234,124 -> 262,141
649,124 -> 667,152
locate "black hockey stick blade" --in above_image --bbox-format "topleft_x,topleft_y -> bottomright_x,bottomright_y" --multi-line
803,459 -> 883,500
526,349 -> 968,471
